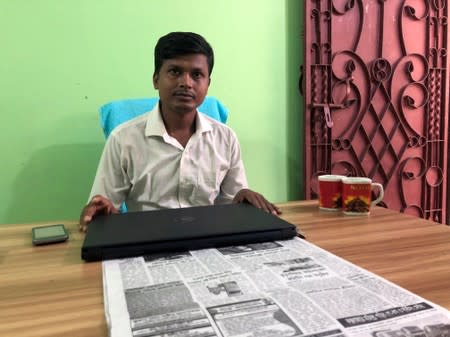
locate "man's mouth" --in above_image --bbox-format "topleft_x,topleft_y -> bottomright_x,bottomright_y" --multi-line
174,91 -> 195,99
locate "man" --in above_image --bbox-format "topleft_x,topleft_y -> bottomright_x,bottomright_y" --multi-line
79,32 -> 280,231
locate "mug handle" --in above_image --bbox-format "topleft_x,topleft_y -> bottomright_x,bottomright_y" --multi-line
371,183 -> 384,207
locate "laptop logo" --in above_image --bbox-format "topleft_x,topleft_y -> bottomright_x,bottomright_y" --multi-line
174,216 -> 196,223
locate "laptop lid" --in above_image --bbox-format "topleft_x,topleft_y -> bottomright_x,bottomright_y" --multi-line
81,203 -> 300,262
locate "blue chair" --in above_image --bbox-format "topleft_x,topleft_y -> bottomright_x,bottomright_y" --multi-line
99,96 -> 228,138
98,96 -> 229,212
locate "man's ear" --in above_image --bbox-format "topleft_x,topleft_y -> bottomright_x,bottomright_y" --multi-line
208,77 -> 211,86
153,73 -> 159,89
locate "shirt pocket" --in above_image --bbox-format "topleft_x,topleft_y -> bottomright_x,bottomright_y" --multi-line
196,169 -> 226,204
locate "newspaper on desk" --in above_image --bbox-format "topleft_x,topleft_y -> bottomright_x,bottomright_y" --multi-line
103,238 -> 450,337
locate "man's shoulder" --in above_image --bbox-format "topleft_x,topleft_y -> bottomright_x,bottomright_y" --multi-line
199,112 -> 236,136
109,112 -> 149,138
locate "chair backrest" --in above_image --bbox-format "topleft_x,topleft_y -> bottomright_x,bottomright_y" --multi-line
99,96 -> 229,138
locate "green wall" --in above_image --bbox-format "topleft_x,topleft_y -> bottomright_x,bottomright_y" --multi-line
0,0 -> 303,224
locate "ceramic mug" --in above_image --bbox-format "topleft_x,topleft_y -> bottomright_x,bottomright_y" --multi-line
341,177 -> 384,215
318,175 -> 346,211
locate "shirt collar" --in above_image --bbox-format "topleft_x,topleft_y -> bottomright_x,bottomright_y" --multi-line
144,103 -> 167,137
144,101 -> 213,137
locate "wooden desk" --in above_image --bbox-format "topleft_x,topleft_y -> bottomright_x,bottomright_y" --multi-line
1,200 -> 450,337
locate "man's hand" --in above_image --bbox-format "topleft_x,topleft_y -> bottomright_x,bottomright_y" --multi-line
233,189 -> 281,215
79,195 -> 119,232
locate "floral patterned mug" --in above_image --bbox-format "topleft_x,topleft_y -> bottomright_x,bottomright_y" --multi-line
318,175 -> 346,211
341,177 -> 384,215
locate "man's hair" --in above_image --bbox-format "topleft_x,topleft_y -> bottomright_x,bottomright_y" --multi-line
154,32 -> 214,76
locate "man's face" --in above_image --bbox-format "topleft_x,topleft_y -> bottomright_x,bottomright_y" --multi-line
153,54 -> 210,115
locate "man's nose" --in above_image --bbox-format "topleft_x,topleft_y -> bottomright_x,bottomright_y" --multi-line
178,73 -> 193,87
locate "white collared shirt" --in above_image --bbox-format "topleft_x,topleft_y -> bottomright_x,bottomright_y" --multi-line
89,104 -> 248,211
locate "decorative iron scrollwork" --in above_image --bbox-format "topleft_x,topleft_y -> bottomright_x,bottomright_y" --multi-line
305,0 -> 448,222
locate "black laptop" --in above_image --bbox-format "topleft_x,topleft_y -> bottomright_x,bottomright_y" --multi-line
81,203 -> 301,262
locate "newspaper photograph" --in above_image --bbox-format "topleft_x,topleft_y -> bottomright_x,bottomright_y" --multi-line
103,238 -> 450,337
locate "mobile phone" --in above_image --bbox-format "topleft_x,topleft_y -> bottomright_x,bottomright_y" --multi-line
32,224 -> 69,246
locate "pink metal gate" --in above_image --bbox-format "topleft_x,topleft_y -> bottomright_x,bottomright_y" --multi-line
303,0 -> 449,223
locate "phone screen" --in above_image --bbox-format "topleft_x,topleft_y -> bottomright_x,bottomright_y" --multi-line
34,225 -> 66,238
32,224 -> 68,245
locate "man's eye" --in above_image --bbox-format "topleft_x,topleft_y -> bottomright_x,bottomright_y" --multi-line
168,69 -> 180,76
193,72 -> 203,79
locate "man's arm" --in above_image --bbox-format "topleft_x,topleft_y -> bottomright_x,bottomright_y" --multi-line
80,133 -> 131,231
220,130 -> 281,215
89,133 -> 131,207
